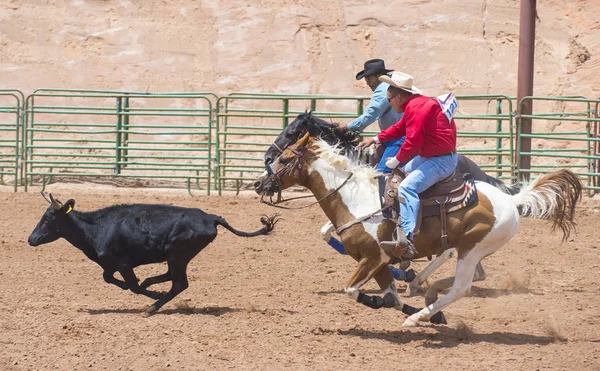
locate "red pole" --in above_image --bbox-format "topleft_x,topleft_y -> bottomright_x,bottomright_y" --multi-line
517,0 -> 536,181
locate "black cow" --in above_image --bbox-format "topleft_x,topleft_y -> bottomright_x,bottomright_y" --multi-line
28,193 -> 278,315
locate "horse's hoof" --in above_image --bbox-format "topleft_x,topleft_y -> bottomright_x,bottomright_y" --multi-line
403,315 -> 419,327
429,311 -> 447,325
344,287 -> 359,300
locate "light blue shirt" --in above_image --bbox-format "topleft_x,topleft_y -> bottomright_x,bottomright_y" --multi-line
347,82 -> 402,132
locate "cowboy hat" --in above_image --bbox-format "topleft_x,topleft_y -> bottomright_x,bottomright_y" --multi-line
379,71 -> 422,94
355,59 -> 394,80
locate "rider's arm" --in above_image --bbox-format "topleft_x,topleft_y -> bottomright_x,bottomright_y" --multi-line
347,85 -> 389,132
394,105 -> 430,163
375,114 -> 406,144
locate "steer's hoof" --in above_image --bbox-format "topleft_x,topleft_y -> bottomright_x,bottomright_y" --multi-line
144,305 -> 158,317
429,311 -> 447,325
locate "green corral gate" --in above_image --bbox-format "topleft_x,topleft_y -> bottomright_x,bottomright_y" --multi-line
0,88 -> 595,196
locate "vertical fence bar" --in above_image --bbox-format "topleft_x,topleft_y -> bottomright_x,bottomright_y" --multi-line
13,98 -> 19,192
115,97 -> 122,174
282,99 -> 289,128
495,99 -> 503,178
594,102 -> 599,190
357,99 -> 364,116
27,95 -> 35,189
122,96 -> 130,168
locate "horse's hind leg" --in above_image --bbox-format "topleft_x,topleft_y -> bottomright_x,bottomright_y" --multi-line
473,262 -> 487,282
423,261 -> 487,306
403,253 -> 479,327
404,237 -> 507,326
408,248 -> 455,296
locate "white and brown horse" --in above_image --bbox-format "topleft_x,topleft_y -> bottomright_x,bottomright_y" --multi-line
254,133 -> 582,326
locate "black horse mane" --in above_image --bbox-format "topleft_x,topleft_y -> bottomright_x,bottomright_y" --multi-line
293,111 -> 361,153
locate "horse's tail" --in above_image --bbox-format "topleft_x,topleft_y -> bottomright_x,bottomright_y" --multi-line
510,169 -> 583,241
484,174 -> 521,196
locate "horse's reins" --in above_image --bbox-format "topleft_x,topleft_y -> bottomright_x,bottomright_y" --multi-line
261,172 -> 354,210
261,145 -> 355,210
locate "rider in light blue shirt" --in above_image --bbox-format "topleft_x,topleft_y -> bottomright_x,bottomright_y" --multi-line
340,59 -> 405,174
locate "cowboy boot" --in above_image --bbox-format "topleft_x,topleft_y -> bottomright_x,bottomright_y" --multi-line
380,224 -> 418,260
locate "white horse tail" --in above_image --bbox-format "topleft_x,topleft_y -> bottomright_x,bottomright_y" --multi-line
511,169 -> 583,241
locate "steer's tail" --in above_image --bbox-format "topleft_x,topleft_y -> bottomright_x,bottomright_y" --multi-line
511,169 -> 582,241
215,214 -> 279,237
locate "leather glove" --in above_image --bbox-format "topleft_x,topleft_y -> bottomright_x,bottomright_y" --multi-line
385,157 -> 400,169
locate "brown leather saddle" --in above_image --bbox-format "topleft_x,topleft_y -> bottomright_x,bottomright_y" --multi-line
383,168 -> 478,253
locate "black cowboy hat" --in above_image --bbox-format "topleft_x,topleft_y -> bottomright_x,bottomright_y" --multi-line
355,59 -> 394,80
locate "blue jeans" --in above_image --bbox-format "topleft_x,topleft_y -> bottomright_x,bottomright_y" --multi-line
376,137 -> 405,174
399,153 -> 458,237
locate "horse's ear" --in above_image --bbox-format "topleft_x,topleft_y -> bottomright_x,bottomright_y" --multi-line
307,109 -> 312,116
297,132 -> 311,147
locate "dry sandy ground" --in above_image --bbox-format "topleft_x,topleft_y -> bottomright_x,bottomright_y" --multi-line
1,186 -> 599,370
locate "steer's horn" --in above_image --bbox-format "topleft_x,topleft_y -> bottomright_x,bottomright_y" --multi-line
40,191 -> 52,204
48,193 -> 63,210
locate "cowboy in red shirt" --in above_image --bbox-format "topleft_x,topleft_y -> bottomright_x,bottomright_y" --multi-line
357,72 -> 458,259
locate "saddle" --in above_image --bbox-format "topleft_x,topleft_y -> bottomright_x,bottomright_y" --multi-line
383,168 -> 478,254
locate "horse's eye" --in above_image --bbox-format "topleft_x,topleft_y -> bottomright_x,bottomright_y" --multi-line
279,157 -> 289,165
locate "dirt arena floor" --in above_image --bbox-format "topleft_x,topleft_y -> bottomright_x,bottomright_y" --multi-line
1,185 -> 599,370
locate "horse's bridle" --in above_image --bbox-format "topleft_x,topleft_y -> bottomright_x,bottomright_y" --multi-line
261,145 -> 354,210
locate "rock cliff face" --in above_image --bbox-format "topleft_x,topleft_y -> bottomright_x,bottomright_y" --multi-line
1,0 -> 598,98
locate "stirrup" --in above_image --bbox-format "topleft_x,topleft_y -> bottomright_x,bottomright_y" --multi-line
379,227 -> 417,260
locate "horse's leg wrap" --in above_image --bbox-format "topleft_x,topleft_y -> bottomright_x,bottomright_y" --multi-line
327,236 -> 346,255
356,292 -> 397,310
402,304 -> 446,324
401,304 -> 420,316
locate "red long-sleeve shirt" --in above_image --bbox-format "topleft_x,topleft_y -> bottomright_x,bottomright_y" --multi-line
376,95 -> 456,163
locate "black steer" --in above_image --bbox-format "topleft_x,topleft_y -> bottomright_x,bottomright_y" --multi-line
28,192 -> 278,315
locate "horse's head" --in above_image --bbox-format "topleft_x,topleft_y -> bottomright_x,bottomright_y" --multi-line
264,111 -> 359,166
255,132 -> 315,197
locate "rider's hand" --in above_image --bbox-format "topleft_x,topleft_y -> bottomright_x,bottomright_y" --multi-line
336,122 -> 349,132
385,157 -> 401,169
356,138 -> 375,151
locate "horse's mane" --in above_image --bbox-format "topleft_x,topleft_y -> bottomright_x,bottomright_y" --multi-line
312,139 -> 377,186
295,112 -> 361,153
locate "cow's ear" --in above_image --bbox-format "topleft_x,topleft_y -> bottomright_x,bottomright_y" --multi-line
62,199 -> 75,214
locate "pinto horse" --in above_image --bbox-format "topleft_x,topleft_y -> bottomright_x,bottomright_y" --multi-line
262,111 -> 518,290
254,133 -> 582,326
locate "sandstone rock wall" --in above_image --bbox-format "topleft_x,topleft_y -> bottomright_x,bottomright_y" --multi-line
1,0 -> 598,99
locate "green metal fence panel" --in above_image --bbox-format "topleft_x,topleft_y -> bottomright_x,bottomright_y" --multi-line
0,90 -> 23,192
216,93 -> 516,193
453,95 -> 515,181
517,96 -> 600,194
24,90 -> 216,195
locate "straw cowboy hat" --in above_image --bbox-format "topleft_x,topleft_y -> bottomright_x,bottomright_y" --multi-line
379,71 -> 422,95
355,59 -> 394,80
